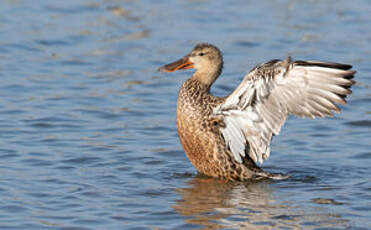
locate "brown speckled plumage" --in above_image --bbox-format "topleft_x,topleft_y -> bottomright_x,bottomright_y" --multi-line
176,78 -> 262,180
159,43 -> 355,181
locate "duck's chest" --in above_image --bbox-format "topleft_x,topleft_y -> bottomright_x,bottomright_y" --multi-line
176,80 -> 215,128
175,79 -> 229,176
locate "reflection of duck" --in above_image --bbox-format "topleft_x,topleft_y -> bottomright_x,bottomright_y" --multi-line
159,43 -> 355,181
173,177 -> 275,229
173,177 -> 349,229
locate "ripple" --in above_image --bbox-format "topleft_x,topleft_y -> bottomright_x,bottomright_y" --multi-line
61,156 -> 102,165
59,59 -> 93,66
312,198 -> 344,205
29,122 -> 54,128
4,43 -> 41,52
345,120 -> 371,127
59,227 -> 93,230
235,41 -> 260,47
21,158 -> 54,167
36,39 -> 70,47
352,152 -> 371,160
1,205 -> 28,213
0,150 -> 18,159
44,4 -> 98,14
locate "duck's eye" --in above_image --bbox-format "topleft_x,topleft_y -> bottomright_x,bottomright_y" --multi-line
199,52 -> 205,56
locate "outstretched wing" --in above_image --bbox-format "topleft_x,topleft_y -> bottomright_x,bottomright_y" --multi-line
213,57 -> 356,164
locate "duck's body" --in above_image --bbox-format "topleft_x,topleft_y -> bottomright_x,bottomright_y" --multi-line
177,77 -> 267,180
159,43 -> 355,181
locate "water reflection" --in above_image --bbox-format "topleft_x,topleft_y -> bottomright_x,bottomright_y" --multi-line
174,177 -> 350,229
174,177 -> 276,229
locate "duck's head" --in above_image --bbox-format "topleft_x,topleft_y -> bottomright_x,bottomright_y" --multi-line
159,43 -> 223,84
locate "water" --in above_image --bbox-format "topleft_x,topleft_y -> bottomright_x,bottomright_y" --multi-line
0,0 -> 370,229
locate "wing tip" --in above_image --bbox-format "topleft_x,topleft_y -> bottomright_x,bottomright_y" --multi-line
294,60 -> 353,70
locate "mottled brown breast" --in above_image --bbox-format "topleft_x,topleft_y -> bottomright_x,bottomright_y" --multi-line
176,78 -> 230,176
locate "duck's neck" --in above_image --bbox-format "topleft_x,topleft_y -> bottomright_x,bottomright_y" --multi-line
192,68 -> 221,88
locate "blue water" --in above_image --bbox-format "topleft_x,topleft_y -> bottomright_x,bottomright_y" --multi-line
0,0 -> 370,229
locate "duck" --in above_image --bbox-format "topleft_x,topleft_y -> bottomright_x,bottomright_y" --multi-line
158,43 -> 355,181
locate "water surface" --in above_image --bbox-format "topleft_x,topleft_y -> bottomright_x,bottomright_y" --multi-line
0,0 -> 370,229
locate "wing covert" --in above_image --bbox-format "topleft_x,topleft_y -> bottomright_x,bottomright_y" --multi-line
214,57 -> 355,164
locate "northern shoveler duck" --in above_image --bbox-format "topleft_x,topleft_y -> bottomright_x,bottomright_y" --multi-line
159,43 -> 355,181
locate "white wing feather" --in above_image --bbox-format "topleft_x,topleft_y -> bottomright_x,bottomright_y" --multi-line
214,58 -> 355,164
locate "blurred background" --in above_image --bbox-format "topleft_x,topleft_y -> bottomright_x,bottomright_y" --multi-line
0,0 -> 370,229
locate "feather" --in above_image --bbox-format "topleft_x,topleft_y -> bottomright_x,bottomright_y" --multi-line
214,58 -> 355,164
